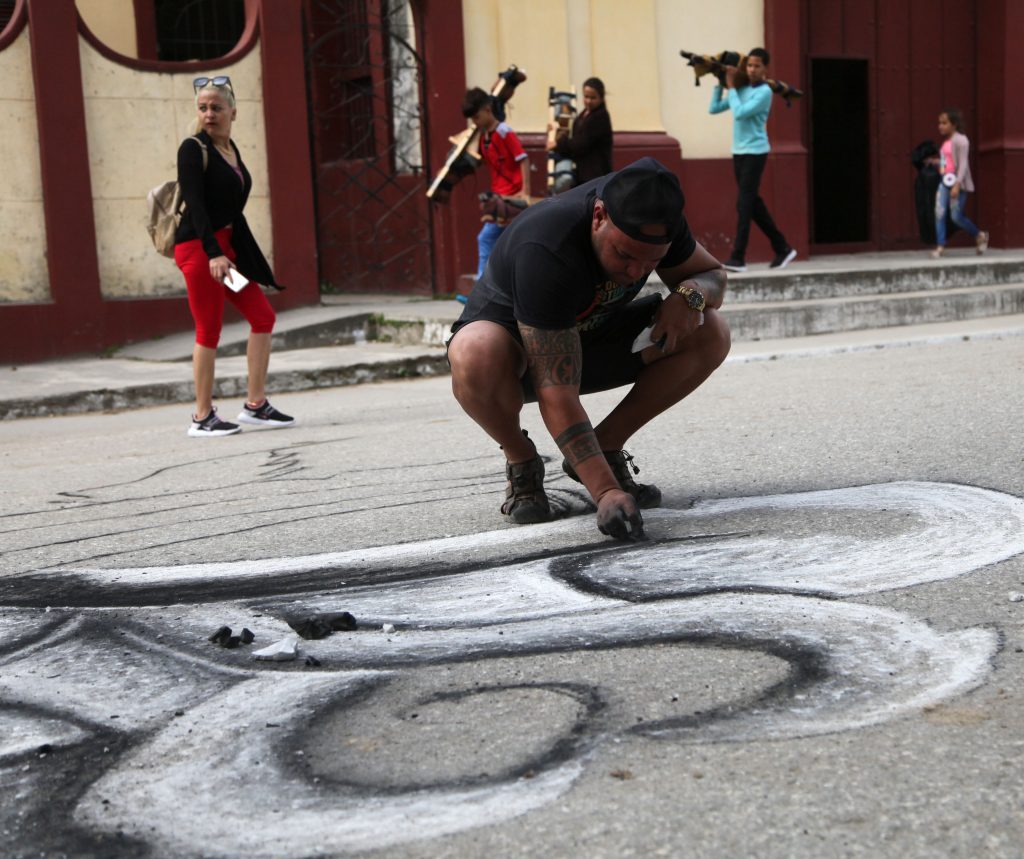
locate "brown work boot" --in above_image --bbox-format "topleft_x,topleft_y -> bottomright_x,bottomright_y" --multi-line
562,449 -> 662,509
500,436 -> 551,524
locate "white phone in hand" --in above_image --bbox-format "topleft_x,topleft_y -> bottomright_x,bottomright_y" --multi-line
223,268 -> 249,292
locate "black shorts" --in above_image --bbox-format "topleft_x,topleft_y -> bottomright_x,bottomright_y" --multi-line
448,294 -> 662,403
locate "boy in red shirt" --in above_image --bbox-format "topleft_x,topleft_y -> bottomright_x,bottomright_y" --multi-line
460,88 -> 531,293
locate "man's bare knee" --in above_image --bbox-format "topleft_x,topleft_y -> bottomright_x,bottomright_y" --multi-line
699,308 -> 731,367
449,322 -> 525,401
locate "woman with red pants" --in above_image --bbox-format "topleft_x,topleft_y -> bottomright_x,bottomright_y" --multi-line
174,75 -> 295,437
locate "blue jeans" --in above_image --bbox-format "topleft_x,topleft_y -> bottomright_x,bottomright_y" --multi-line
935,184 -> 979,247
476,221 -> 504,280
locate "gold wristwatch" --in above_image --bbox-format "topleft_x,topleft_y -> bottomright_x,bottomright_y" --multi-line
673,284 -> 706,312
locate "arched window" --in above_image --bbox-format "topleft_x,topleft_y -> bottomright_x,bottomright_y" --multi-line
154,0 -> 246,61
0,0 -> 17,33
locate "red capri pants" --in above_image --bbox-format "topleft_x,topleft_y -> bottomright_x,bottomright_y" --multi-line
174,226 -> 276,349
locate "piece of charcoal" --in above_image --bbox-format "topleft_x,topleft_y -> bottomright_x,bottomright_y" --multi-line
287,617 -> 332,640
223,636 -> 241,649
208,626 -> 232,645
287,612 -> 358,640
328,612 -> 357,631
240,628 -> 255,644
304,655 -> 322,667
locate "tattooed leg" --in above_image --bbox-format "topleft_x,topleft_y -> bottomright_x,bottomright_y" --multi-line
519,325 -> 582,390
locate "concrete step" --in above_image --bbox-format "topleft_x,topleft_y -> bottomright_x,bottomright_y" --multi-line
109,253 -> 1024,363
725,256 -> 1024,303
725,282 -> 1024,341
0,341 -> 449,420
358,282 -> 1024,345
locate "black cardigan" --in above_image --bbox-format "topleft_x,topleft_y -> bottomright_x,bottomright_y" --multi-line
553,103 -> 613,185
174,130 -> 282,289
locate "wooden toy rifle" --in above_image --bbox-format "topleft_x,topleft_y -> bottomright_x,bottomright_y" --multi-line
679,49 -> 803,106
426,65 -> 527,201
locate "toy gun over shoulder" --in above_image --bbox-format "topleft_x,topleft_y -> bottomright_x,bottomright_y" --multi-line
679,50 -> 803,107
426,65 -> 527,201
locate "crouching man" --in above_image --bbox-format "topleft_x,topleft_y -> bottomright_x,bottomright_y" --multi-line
446,157 -> 729,541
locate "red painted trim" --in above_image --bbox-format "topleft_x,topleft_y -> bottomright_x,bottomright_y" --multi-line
977,137 -> 1024,153
419,0 -> 469,293
0,0 -> 27,49
976,0 -> 1024,247
27,0 -> 101,315
76,1 -> 259,72
256,0 -> 319,305
0,299 -> 200,365
132,0 -> 158,60
763,0 -> 809,259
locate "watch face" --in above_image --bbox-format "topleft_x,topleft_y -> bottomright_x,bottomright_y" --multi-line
686,290 -> 705,311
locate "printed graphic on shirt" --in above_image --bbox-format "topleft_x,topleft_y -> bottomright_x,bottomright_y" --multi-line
576,280 -> 645,331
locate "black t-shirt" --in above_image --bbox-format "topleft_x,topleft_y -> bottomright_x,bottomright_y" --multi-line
459,163 -> 696,333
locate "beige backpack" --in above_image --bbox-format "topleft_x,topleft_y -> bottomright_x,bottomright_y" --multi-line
146,137 -> 208,257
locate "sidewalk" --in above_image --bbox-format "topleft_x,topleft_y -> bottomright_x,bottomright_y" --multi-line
2,250 -> 1023,420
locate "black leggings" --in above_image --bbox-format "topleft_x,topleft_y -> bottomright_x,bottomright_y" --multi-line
732,153 -> 788,261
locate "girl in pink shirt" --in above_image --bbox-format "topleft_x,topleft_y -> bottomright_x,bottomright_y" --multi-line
932,108 -> 989,258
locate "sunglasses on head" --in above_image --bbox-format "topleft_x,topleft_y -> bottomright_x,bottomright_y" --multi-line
193,75 -> 233,93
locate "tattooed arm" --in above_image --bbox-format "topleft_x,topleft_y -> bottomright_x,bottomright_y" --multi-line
649,241 -> 727,356
519,323 -> 642,538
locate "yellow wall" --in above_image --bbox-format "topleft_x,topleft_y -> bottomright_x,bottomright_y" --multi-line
79,41 -> 272,298
462,0 -> 764,159
77,0 -> 138,58
655,0 -> 764,159
0,29 -> 49,303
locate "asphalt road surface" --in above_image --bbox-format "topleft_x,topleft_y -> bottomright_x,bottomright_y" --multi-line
1,334 -> 1022,859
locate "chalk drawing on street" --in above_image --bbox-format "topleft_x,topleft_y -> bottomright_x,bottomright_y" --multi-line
1,481 -> 1022,857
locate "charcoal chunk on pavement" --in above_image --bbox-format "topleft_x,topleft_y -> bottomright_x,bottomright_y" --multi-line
304,655 -> 322,667
223,636 -> 241,649
208,625 -> 232,645
287,612 -> 358,640
240,628 -> 255,644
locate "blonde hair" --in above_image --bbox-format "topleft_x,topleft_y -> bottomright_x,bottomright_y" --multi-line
193,83 -> 236,133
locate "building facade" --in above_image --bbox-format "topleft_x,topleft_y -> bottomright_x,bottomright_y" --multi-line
1,0 -> 1020,362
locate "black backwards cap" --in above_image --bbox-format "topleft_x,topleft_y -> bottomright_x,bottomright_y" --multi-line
600,157 -> 685,244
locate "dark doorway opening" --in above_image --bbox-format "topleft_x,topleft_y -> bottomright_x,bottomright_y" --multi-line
810,58 -> 870,244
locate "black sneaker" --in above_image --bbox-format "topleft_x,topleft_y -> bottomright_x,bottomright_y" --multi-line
236,399 -> 296,429
770,248 -> 797,269
722,258 -> 747,272
562,449 -> 662,509
188,407 -> 241,438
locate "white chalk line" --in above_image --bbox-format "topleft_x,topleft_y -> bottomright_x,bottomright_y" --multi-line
47,482 -> 1024,604
74,671 -> 584,857
68,594 -> 995,857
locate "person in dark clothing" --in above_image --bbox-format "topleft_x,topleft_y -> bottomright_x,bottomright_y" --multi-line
447,158 -> 729,541
547,77 -> 614,186
174,76 -> 295,437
